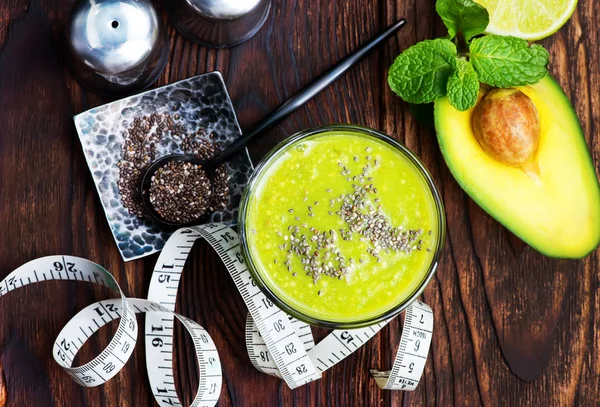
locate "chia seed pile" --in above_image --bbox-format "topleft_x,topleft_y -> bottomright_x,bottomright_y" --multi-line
116,113 -> 229,223
272,147 -> 431,289
150,161 -> 211,224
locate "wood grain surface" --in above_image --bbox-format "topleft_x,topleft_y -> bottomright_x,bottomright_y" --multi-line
0,0 -> 598,406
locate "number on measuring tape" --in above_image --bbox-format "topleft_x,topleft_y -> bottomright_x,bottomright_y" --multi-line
0,224 -> 434,406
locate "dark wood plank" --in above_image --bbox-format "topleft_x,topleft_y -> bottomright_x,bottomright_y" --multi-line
0,0 -> 598,406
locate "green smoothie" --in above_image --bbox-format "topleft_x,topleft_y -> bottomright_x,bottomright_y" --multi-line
243,129 -> 441,324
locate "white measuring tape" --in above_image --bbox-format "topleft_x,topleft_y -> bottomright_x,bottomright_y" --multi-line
0,223 -> 433,406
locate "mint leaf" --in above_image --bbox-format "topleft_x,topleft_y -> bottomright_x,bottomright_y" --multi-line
388,39 -> 457,104
447,58 -> 479,111
436,0 -> 489,42
469,35 -> 549,87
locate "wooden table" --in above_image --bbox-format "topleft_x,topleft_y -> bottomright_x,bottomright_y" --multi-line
0,0 -> 598,406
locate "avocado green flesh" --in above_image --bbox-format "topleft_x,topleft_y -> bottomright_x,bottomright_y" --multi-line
434,75 -> 600,258
245,132 -> 440,323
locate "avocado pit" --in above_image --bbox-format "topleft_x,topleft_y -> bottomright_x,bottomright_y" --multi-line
472,88 -> 540,167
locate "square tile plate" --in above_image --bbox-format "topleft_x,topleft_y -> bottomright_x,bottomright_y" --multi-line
74,72 -> 253,261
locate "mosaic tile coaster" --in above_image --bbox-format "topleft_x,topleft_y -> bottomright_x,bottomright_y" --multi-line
74,72 -> 253,261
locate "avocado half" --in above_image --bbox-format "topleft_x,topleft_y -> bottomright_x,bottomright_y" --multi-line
434,75 -> 600,258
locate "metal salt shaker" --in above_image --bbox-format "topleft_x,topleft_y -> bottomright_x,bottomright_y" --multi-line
66,0 -> 169,97
167,0 -> 272,48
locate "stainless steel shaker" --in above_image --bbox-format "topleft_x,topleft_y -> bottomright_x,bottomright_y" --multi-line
66,0 -> 169,97
167,0 -> 271,48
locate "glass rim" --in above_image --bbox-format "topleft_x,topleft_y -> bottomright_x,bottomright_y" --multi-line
238,124 -> 446,329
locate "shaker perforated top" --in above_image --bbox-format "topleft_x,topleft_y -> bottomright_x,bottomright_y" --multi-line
68,0 -> 161,74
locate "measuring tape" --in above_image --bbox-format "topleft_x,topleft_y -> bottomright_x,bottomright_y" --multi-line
0,223 -> 434,406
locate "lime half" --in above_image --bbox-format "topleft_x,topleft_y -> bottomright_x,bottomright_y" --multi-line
474,0 -> 578,40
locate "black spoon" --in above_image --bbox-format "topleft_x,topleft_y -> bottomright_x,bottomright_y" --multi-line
141,18 -> 407,227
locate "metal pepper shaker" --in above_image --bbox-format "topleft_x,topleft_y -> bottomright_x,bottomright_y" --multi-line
167,0 -> 271,48
66,0 -> 169,97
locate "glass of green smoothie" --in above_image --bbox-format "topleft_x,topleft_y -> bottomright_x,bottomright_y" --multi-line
239,124 -> 445,328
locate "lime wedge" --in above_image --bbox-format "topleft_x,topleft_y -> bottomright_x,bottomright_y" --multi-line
474,0 -> 578,40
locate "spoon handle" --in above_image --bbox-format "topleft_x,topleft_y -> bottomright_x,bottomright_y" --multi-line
212,18 -> 407,167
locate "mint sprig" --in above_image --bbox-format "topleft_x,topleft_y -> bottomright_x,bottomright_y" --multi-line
388,0 -> 550,112
388,39 -> 457,104
470,35 -> 550,87
436,0 -> 489,42
447,57 -> 480,111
